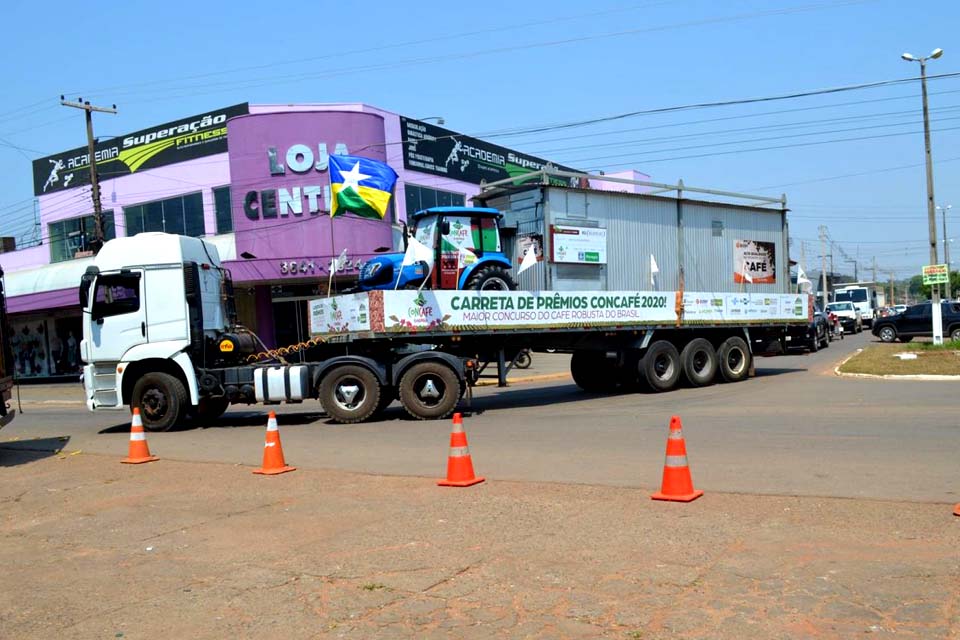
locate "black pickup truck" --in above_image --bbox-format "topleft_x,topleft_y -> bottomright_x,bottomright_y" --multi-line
872,302 -> 960,343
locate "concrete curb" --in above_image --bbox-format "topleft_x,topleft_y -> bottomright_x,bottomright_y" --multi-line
834,348 -> 960,380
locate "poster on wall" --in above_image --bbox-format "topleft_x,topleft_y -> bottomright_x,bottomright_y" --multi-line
734,239 -> 776,284
551,225 -> 607,264
517,234 -> 544,262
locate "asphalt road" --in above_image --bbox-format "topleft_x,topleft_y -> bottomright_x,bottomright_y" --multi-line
3,331 -> 958,503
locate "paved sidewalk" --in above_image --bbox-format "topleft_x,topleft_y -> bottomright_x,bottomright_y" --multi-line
1,452 -> 957,639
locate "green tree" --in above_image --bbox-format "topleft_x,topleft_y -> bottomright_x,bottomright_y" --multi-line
910,271 -> 960,300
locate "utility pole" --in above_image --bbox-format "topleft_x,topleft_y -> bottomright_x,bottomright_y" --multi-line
60,96 -> 117,253
889,271 -> 895,306
819,225 -> 829,308
902,48 -> 943,342
872,256 -> 877,285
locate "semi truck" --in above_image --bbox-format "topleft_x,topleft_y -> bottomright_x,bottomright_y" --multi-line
79,227 -> 810,430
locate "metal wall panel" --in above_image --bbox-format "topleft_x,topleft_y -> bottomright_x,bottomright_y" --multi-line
544,188 -> 680,291
681,201 -> 787,293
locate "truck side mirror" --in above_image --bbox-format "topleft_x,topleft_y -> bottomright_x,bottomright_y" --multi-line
79,269 -> 98,308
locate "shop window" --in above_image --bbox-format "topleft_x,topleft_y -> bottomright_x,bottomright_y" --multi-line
404,184 -> 465,218
49,213 -> 116,263
213,186 -> 233,234
124,192 -> 205,238
93,273 -> 141,318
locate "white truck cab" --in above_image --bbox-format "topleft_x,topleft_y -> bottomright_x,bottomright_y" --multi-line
81,233 -> 231,428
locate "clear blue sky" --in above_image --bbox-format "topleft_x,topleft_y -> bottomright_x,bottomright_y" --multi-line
1,0 -> 957,280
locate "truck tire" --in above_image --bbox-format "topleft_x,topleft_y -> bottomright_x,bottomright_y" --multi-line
398,361 -> 461,420
951,327 -> 960,342
571,350 -> 618,392
639,341 -> 681,392
464,265 -> 517,291
189,397 -> 229,422
718,336 -> 751,383
878,326 -> 897,343
319,365 -> 381,424
132,372 -> 188,432
680,338 -> 717,387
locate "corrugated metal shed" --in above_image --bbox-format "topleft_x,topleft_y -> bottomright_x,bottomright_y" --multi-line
477,181 -> 789,294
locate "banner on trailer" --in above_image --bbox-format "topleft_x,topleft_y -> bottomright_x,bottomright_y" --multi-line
309,291 -> 810,336
733,239 -> 776,284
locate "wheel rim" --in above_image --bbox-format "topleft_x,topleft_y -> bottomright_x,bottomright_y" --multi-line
881,328 -> 894,341
413,373 -> 446,407
480,277 -> 510,290
727,348 -> 746,375
691,350 -> 710,375
653,353 -> 675,381
333,377 -> 366,412
141,386 -> 168,421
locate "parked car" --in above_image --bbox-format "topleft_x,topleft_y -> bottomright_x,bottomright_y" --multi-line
786,305 -> 830,352
872,302 -> 960,343
827,302 -> 863,333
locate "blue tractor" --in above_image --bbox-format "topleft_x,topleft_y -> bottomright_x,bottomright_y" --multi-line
358,207 -> 517,291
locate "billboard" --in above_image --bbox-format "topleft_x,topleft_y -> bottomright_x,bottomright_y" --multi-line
33,103 -> 249,195
400,116 -> 582,186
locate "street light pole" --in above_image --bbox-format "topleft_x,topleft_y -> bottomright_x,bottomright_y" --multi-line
938,204 -> 952,299
903,48 -> 944,342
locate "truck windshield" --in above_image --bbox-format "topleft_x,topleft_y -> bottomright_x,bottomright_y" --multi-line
828,303 -> 853,311
834,289 -> 867,303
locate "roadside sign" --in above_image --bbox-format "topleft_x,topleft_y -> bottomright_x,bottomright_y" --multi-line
922,264 -> 949,285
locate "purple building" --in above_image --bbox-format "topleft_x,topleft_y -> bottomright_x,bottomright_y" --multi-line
3,102 -> 648,379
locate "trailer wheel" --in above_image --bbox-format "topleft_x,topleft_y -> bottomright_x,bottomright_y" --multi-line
465,265 -> 517,291
132,372 -> 188,432
398,361 -> 461,420
189,397 -> 229,422
680,338 -> 718,387
639,341 -> 681,392
319,365 -> 381,424
571,350 -> 618,392
718,336 -> 751,383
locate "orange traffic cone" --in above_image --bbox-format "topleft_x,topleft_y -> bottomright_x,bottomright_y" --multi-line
651,415 -> 703,502
121,408 -> 159,464
253,411 -> 295,475
437,413 -> 485,487
954,504 -> 959,517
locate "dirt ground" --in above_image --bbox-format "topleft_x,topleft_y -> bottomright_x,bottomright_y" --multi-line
1,448 -> 958,639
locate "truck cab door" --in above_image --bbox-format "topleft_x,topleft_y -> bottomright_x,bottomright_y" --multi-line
88,270 -> 147,362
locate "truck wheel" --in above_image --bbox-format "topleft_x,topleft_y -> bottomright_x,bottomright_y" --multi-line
571,350 -> 618,392
132,372 -> 188,432
465,265 -> 517,291
189,397 -> 229,422
398,361 -> 461,420
639,341 -> 681,392
319,365 -> 381,424
878,326 -> 897,343
718,336 -> 751,383
951,328 -> 960,342
680,338 -> 717,387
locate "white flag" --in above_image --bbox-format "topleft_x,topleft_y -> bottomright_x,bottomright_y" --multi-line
741,262 -> 754,283
650,254 -> 659,289
330,248 -> 348,273
517,244 -> 538,275
396,235 -> 435,290
797,265 -> 812,290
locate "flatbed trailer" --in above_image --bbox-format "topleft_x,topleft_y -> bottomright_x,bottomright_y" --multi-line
293,288 -> 811,422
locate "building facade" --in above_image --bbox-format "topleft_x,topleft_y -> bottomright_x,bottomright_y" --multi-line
2,101 -> 648,380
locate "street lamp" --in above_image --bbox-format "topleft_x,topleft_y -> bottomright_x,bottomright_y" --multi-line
937,204 -> 953,299
418,116 -> 445,125
903,47 -> 944,340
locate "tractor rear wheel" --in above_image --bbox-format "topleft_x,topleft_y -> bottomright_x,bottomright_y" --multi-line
465,265 -> 517,291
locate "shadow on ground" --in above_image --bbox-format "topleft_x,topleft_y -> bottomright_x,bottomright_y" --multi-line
0,436 -> 71,467
98,411 -> 328,434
